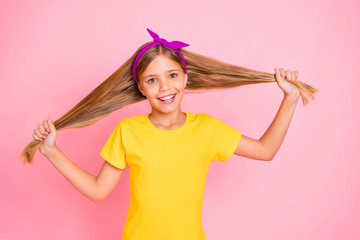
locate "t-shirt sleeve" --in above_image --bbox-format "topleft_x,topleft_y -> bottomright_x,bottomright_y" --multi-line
100,123 -> 127,169
210,116 -> 242,162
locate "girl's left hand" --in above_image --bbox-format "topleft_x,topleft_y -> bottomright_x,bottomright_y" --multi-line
275,68 -> 300,99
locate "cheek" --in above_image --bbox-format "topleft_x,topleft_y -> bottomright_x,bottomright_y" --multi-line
146,87 -> 159,98
139,82 -> 155,95
174,77 -> 186,89
178,81 -> 187,91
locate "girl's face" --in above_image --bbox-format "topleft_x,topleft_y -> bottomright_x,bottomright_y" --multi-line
137,54 -> 188,115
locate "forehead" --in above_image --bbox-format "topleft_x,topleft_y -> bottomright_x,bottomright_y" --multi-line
142,55 -> 182,74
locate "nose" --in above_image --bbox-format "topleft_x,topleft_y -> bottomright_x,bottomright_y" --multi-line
159,78 -> 170,92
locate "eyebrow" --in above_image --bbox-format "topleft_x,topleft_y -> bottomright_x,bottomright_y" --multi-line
143,69 -> 180,79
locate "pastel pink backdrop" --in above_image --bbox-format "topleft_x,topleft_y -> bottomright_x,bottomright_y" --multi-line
1,0 -> 359,239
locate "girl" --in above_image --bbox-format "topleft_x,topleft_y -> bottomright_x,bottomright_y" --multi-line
22,29 -> 317,240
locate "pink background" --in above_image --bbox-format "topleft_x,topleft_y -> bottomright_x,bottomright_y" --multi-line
1,0 -> 359,239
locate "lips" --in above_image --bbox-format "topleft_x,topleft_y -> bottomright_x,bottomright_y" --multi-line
158,93 -> 176,102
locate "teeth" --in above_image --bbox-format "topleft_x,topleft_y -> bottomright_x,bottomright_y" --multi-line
160,94 -> 175,101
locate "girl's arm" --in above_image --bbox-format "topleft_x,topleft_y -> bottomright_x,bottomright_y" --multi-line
33,118 -> 124,203
234,68 -> 300,161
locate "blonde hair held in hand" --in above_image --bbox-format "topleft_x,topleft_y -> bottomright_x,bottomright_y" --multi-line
20,39 -> 318,164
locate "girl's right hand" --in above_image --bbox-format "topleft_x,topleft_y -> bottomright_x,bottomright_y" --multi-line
32,118 -> 58,156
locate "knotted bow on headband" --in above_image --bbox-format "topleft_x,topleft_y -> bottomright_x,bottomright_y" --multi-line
132,28 -> 190,83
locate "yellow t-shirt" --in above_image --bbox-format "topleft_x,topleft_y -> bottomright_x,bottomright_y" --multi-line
100,112 -> 242,240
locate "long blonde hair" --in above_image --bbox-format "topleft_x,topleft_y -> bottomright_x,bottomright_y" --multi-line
20,44 -> 318,163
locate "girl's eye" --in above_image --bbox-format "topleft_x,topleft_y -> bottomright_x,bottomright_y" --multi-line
170,73 -> 177,78
147,78 -> 156,83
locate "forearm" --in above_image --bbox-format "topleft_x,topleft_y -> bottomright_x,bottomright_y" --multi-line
44,147 -> 100,202
259,94 -> 299,160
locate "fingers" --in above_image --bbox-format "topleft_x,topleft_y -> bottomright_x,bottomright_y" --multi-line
276,68 -> 299,82
38,123 -> 47,135
279,68 -> 286,79
32,118 -> 55,141
47,118 -> 56,132
275,68 -> 284,84
43,119 -> 50,133
32,131 -> 42,141
286,70 -> 292,81
33,128 -> 47,141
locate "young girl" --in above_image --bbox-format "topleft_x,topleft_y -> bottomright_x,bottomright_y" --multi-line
24,29 -> 317,240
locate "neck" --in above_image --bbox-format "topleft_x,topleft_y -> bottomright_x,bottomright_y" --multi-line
148,109 -> 186,130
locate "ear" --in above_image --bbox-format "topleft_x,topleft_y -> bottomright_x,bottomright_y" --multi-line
183,73 -> 188,86
137,81 -> 146,96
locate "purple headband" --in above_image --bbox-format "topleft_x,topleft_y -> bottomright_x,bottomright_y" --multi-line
132,28 -> 189,83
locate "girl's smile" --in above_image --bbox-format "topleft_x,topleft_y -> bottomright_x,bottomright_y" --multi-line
158,93 -> 176,103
